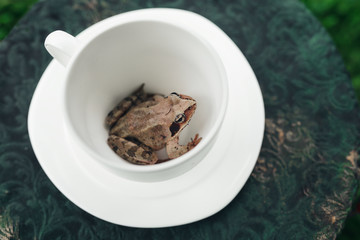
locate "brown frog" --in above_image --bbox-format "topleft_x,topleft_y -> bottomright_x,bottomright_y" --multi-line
105,84 -> 201,165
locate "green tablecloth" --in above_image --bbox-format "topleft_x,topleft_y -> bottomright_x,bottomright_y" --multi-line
1,0 -> 359,239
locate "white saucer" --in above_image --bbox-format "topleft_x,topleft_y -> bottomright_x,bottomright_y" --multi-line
28,9 -> 265,228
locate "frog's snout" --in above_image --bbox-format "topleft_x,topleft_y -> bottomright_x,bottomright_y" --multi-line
178,94 -> 194,101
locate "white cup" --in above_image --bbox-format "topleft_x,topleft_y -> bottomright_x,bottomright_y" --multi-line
44,9 -> 228,182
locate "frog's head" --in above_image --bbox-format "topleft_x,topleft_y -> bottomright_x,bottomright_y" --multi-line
168,92 -> 197,137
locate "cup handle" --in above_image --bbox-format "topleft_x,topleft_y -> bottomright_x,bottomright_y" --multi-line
44,30 -> 80,67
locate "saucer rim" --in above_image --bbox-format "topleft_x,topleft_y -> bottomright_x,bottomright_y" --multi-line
28,8 -> 265,228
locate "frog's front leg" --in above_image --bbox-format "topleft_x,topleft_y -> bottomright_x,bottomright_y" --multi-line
108,135 -> 158,165
166,134 -> 202,159
105,84 -> 147,128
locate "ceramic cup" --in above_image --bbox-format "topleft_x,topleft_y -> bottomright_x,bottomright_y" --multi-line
44,9 -> 228,182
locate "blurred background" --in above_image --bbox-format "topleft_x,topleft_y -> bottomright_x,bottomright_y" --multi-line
0,0 -> 359,239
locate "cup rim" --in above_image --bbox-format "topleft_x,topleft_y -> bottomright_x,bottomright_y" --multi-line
61,9 -> 229,174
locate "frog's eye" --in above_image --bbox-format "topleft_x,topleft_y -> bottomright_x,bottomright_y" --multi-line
174,113 -> 186,123
170,92 -> 180,97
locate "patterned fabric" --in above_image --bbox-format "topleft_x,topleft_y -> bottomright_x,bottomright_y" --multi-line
0,0 -> 359,239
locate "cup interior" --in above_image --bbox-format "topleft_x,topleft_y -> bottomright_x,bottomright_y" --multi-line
65,20 -> 227,169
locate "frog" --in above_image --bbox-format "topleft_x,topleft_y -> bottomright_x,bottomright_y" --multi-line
105,84 -> 202,165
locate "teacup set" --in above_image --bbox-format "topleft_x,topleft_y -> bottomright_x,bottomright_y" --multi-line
28,8 -> 264,227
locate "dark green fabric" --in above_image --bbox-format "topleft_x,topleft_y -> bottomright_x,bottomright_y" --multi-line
0,0 -> 359,239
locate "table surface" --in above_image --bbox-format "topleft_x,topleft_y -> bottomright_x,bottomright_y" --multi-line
1,0 -> 359,239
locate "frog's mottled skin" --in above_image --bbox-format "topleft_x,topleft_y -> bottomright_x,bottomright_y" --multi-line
105,84 -> 201,165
